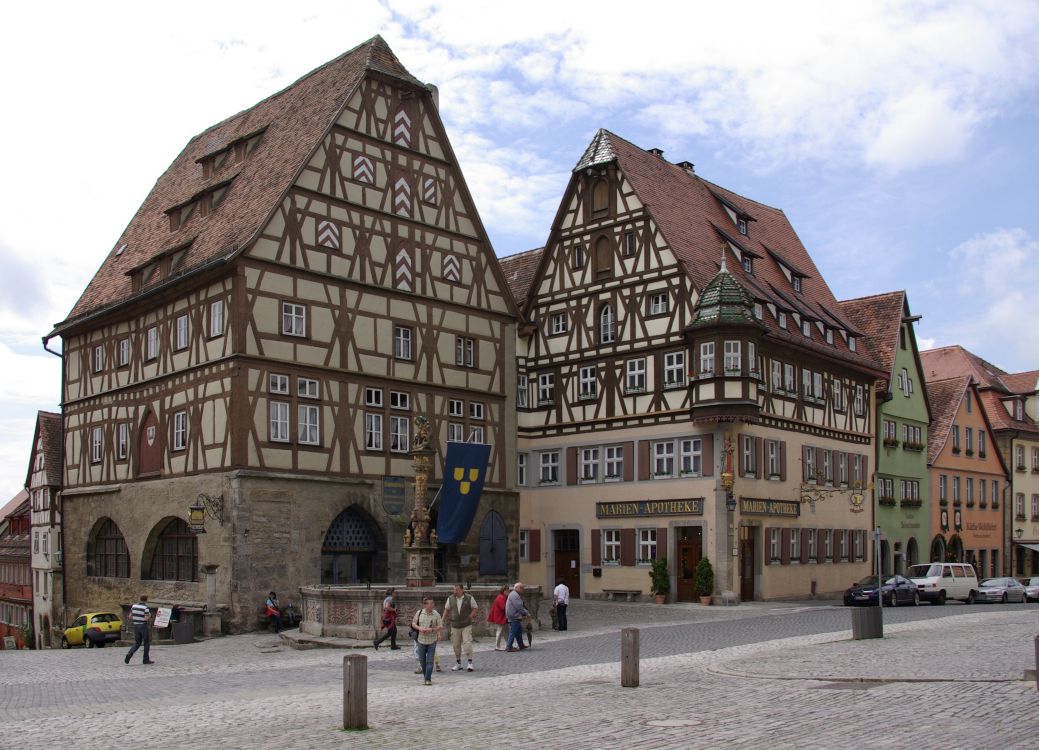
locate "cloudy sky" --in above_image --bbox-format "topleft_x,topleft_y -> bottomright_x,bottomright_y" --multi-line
1,0 -> 1038,495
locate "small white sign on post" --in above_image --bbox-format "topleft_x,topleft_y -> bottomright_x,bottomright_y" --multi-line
153,607 -> 173,629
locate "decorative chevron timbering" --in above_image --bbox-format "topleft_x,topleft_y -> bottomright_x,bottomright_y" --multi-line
393,177 -> 412,217
443,254 -> 460,283
422,177 -> 438,205
317,220 -> 340,250
393,108 -> 412,148
353,154 -> 374,184
394,247 -> 413,291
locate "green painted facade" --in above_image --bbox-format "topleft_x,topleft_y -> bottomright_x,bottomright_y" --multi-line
876,316 -> 931,575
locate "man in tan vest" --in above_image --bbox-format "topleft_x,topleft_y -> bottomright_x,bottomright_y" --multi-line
443,583 -> 479,672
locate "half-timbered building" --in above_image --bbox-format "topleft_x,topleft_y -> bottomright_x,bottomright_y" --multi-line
47,37 -> 517,631
27,411 -> 63,648
503,130 -> 884,602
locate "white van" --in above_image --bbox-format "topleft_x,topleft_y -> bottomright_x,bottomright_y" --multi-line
907,562 -> 979,604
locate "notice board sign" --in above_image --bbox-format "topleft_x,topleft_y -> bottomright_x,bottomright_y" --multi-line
153,607 -> 173,629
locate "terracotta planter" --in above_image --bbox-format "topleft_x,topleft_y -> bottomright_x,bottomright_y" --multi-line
654,593 -> 667,605
699,595 -> 712,605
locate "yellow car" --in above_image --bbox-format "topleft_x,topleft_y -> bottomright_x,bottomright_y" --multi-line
62,612 -> 123,648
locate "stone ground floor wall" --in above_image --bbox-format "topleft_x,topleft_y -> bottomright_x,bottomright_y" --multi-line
62,470 -> 520,633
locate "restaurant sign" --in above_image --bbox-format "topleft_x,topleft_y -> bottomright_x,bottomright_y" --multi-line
596,499 -> 704,518
739,498 -> 800,517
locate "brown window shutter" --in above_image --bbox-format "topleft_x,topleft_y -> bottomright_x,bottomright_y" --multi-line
622,442 -> 635,482
738,436 -> 745,476
591,529 -> 602,566
638,440 -> 650,481
862,455 -> 869,488
566,447 -> 577,485
702,434 -> 714,476
779,441 -> 787,481
657,527 -> 668,562
815,448 -> 824,483
800,528 -> 810,564
780,528 -> 791,565
817,528 -> 827,560
765,527 -> 774,561
753,437 -> 762,478
529,529 -> 541,563
620,528 -> 636,566
802,445 -> 811,481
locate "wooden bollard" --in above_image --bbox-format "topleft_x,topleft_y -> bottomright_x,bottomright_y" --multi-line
343,654 -> 368,729
621,627 -> 639,688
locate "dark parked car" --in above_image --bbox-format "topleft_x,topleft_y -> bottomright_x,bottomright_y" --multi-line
975,577 -> 1027,603
843,575 -> 919,607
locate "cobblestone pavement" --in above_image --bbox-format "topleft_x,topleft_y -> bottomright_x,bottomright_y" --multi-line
2,600 -> 1037,749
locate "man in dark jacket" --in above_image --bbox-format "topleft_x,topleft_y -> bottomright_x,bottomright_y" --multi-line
504,582 -> 529,652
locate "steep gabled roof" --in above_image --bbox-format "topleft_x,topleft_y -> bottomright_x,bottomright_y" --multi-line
55,36 -> 425,332
925,375 -> 971,465
545,129 -> 880,373
1003,370 -> 1039,395
498,247 -> 543,310
25,411 -> 62,490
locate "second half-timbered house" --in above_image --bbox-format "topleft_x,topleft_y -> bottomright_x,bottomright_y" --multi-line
502,130 -> 884,602
46,37 -> 518,631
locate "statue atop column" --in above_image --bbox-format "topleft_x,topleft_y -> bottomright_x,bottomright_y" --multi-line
405,415 -> 437,587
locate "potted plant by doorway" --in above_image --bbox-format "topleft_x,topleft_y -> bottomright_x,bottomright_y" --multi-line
649,557 -> 670,604
695,557 -> 714,605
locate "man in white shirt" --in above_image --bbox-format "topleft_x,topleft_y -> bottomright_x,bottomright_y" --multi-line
553,579 -> 570,631
443,584 -> 479,671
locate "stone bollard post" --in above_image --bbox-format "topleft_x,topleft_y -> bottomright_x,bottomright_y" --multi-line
343,654 -> 368,730
621,627 -> 639,688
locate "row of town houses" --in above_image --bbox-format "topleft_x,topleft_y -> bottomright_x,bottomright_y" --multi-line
3,37 -> 1038,648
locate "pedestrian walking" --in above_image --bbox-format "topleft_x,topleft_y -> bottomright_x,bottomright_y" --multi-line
487,584 -> 509,650
373,588 -> 400,650
553,578 -> 570,631
504,582 -> 529,652
443,584 -> 479,672
124,595 -> 155,665
265,591 -> 282,633
412,597 -> 443,685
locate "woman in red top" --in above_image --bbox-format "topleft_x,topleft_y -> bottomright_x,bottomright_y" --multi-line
487,584 -> 509,650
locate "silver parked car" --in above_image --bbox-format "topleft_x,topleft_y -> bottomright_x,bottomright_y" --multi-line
1019,576 -> 1039,602
975,577 -> 1028,603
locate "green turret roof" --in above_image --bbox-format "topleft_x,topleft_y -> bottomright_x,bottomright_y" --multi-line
689,256 -> 757,329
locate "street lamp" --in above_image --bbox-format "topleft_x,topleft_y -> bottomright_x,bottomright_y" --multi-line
1015,528 -> 1024,540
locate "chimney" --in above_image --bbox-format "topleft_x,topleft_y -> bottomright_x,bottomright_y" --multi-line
425,83 -> 440,109
676,160 -> 695,174
647,147 -> 664,157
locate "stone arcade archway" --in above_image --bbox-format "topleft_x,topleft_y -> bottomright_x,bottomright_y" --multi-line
321,506 -> 381,584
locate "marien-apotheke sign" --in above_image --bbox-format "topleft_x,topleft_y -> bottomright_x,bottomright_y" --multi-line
596,499 -> 704,518
739,498 -> 800,517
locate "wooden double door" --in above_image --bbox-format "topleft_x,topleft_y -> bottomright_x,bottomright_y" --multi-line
553,529 -> 580,597
739,526 -> 756,602
676,526 -> 703,602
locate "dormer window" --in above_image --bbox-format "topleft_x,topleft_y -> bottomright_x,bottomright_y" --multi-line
802,319 -> 811,338
753,302 -> 763,320
1015,400 -> 1024,421
792,276 -> 802,293
738,218 -> 748,236
742,256 -> 753,274
849,337 -> 857,352
825,329 -> 834,345
778,311 -> 787,329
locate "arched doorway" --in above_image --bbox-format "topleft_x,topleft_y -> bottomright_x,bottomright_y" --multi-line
321,507 -> 377,584
947,535 -> 964,562
478,511 -> 507,576
930,535 -> 946,563
905,537 -> 919,570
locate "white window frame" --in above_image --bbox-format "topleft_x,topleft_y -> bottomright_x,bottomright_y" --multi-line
117,422 -> 129,460
209,300 -> 225,338
579,365 -> 597,399
517,453 -> 527,486
448,423 -> 464,443
455,336 -> 475,368
118,338 -> 130,367
580,447 -> 600,482
662,351 -> 684,388
538,373 -> 555,405
824,529 -> 833,561
854,385 -> 865,415
767,440 -> 780,478
517,374 -> 528,408
146,326 -> 158,361
518,530 -> 529,562
389,415 -> 410,453
365,413 -> 383,450
448,399 -> 464,417
539,450 -> 560,484
784,364 -> 796,393
600,305 -> 616,344
172,411 -> 187,451
90,427 -> 103,464
469,402 -> 485,420
93,345 -> 104,373
603,529 -> 621,564
298,405 -> 320,446
298,377 -> 319,399
649,292 -> 668,316
270,374 -> 290,395
626,358 -> 646,392
790,527 -> 801,562
723,340 -> 741,373
653,441 -> 675,478
769,528 -> 780,562
269,401 -> 290,443
680,438 -> 702,476
838,452 -> 847,486
624,232 -> 636,257
364,387 -> 383,407
551,313 -> 567,335
742,435 -> 755,476
699,342 -> 715,376
604,445 -> 623,481
281,302 -> 306,337
175,314 -> 189,351
470,425 -> 485,443
394,326 -> 412,360
807,528 -> 817,562
390,391 -> 410,410
637,528 -> 657,564
771,361 -> 783,393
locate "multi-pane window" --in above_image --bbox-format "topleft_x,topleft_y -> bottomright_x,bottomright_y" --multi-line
210,300 -> 225,338
1032,447 -> 1039,470
748,342 -> 757,374
839,530 -> 849,561
742,435 -> 756,476
89,519 -> 129,578
680,438 -> 702,476
965,427 -> 973,452
825,329 -> 834,345
172,411 -> 187,451
117,423 -> 129,460
824,529 -> 833,561
822,450 -> 832,484
469,402 -> 484,420
538,373 -> 554,405
118,338 -> 130,367
724,340 -> 741,372
699,342 -> 715,375
455,337 -> 475,367
550,313 -> 567,335
603,529 -> 621,563
638,528 -> 657,563
838,452 -> 847,485
298,378 -> 319,399
1015,493 -> 1025,519
394,326 -> 412,360
754,302 -> 763,320
849,336 -> 857,352
365,413 -> 383,450
624,232 -> 636,257
790,527 -> 801,561
965,478 -> 974,505
771,361 -> 783,392
448,423 -> 464,442
802,319 -> 811,337
770,528 -> 781,562
271,374 -> 290,395
579,366 -> 597,398
833,381 -> 845,411
854,530 -> 864,560
979,479 -> 987,505
282,302 -> 306,337
518,530 -> 529,561
604,445 -> 623,480
1032,494 -> 1039,519
653,441 -> 676,477
952,426 -> 961,451
448,399 -> 463,417
939,474 -> 948,503
388,391 -> 409,411
884,420 -> 896,441
766,440 -> 780,477
90,427 -> 103,464
805,448 -> 816,481
807,529 -> 817,561
175,315 -> 189,350
1016,445 -> 1026,468
365,387 -> 383,407
93,345 -> 104,373
389,416 -> 409,453
580,447 -> 600,482
854,385 -> 865,415
784,364 -> 796,393
539,451 -> 560,484
517,374 -> 528,408
625,358 -> 646,392
742,256 -> 753,273
792,276 -> 802,293
269,401 -> 290,442
649,292 -> 668,315
778,311 -> 787,329
470,425 -> 485,443
952,476 -> 961,505
802,369 -> 813,398
146,326 -> 158,360
517,453 -> 527,486
600,305 -> 615,344
813,372 -> 823,399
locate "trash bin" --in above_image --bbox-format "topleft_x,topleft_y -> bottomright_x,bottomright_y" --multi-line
172,620 -> 194,645
850,606 -> 883,639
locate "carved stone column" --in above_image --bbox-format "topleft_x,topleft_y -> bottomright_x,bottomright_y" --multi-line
405,416 -> 437,587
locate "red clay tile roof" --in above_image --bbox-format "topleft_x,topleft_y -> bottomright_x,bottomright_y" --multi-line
498,247 -> 543,309
0,490 -> 29,523
55,36 -> 424,331
977,389 -> 1039,435
926,375 -> 970,464
1002,370 -> 1039,394
26,411 -> 62,489
838,291 -> 905,376
553,129 -> 881,373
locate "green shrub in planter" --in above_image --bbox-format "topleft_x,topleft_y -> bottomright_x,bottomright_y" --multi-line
695,557 -> 714,597
649,557 -> 670,596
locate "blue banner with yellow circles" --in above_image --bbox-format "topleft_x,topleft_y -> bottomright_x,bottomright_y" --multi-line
436,441 -> 492,543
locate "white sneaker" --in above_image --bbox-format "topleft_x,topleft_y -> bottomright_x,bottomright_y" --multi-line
451,662 -> 462,671
466,662 -> 474,672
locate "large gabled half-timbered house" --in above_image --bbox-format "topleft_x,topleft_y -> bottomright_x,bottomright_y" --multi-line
46,37 -> 518,631
502,130 -> 884,602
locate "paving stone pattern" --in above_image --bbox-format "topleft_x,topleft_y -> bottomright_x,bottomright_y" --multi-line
3,600 -> 1037,749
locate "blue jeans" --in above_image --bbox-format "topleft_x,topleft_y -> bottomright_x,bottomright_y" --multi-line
417,642 -> 437,680
506,619 -> 524,649
126,623 -> 150,662
556,603 -> 568,631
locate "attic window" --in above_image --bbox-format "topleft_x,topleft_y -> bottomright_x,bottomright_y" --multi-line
825,329 -> 834,345
849,337 -> 857,352
573,244 -> 585,269
792,276 -> 802,293
738,218 -> 748,236
1015,400 -> 1024,421
899,326 -> 907,350
742,256 -> 753,274
778,311 -> 787,329
753,303 -> 763,320
802,319 -> 811,338
624,232 -> 636,257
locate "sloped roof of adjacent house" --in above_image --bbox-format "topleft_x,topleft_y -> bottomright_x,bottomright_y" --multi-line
498,247 -> 544,309
1003,370 -> 1039,395
26,411 -> 62,490
0,490 -> 29,522
925,376 -> 971,465
54,36 -> 425,332
536,129 -> 880,373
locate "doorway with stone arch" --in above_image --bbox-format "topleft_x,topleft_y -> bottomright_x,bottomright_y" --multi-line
320,506 -> 381,584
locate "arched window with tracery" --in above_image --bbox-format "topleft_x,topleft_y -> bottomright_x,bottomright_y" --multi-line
87,518 -> 129,578
144,518 -> 198,581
